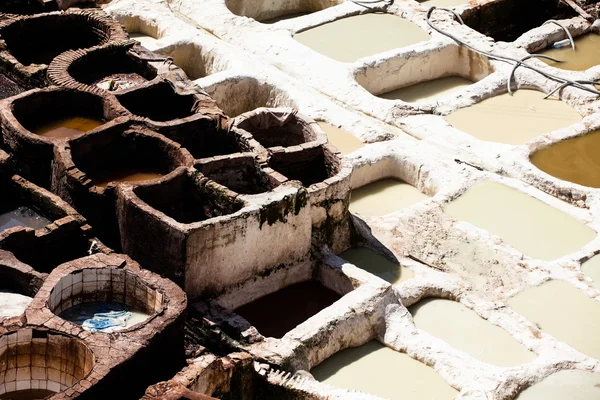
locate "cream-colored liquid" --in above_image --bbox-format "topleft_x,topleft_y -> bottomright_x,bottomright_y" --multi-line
540,34 -> 600,71
419,0 -> 467,7
32,117 -> 104,139
317,122 -> 364,155
0,292 -> 33,318
582,255 -> 600,290
129,32 -> 160,51
445,89 -> 581,145
340,246 -> 414,284
350,178 -> 430,217
294,13 -> 430,63
311,341 -> 458,400
379,76 -> 472,103
410,298 -> 535,366
516,370 -> 600,400
444,181 -> 596,261
509,280 -> 600,360
530,129 -> 600,188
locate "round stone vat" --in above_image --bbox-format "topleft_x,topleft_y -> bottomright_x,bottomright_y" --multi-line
0,88 -> 126,187
0,328 -> 94,398
225,0 -> 342,22
0,11 -> 127,66
232,108 -> 326,150
49,268 -> 163,333
48,42 -> 159,94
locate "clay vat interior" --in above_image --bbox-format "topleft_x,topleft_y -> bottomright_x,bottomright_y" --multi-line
235,110 -> 319,148
197,156 -> 280,195
225,0 -> 342,21
121,16 -> 163,50
443,181 -> 596,261
349,178 -> 430,217
418,0 -> 468,7
70,128 -> 183,188
68,46 -> 159,91
0,1 -> 57,14
171,127 -> 251,161
529,129 -> 600,189
355,45 -> 494,103
10,90 -> 108,139
508,280 -> 600,360
582,255 -> 600,289
409,297 -> 535,366
116,81 -> 198,122
203,77 -> 298,118
293,13 -> 431,63
536,33 -> 600,71
49,268 -> 163,331
0,329 -> 94,396
316,122 -> 364,155
515,370 -> 600,400
133,171 -> 245,224
0,14 -> 111,66
153,42 -> 226,81
0,271 -> 34,318
269,146 -> 340,188
340,246 -> 414,284
0,180 -> 60,233
310,340 -> 459,399
461,0 -> 577,42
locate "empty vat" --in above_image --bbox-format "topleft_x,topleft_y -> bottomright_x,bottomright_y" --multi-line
539,34 -> 600,71
410,298 -> 535,366
444,181 -> 596,261
59,302 -> 150,333
294,13 -> 430,63
0,206 -> 51,232
349,178 -> 430,217
340,246 -> 413,284
509,280 -> 600,359
0,292 -> 32,317
30,116 -> 104,139
234,281 -> 341,338
269,146 -> 340,188
379,76 -> 472,103
445,90 -> 581,145
530,129 -> 600,188
582,255 -> 600,290
317,122 -> 364,155
516,370 -> 600,400
311,341 -> 458,399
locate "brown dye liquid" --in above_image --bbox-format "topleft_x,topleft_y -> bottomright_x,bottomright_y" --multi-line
262,12 -> 310,24
0,389 -> 56,400
530,129 -> 600,188
540,34 -> 600,71
349,178 -> 430,217
516,370 -> 600,400
379,76 -> 472,103
32,117 -> 104,139
294,13 -> 430,63
410,298 -> 535,366
582,255 -> 600,290
509,280 -> 600,360
443,181 -> 596,261
234,281 -> 341,338
340,246 -> 414,284
445,89 -> 581,145
90,169 -> 165,188
317,122 -> 364,155
311,340 -> 458,400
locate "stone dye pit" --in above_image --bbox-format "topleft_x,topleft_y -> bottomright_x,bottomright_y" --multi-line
1,0 -> 600,399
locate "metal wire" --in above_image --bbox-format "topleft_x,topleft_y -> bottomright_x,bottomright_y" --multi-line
426,7 -> 600,97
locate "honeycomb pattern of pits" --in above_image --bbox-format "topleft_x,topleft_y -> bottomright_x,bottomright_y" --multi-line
48,268 -> 163,327
269,145 -> 340,188
0,329 -> 94,397
196,155 -> 280,195
225,0 -> 342,22
461,0 -> 578,42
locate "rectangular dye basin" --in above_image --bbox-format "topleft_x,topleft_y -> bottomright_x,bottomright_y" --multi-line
539,34 -> 600,71
529,129 -> 600,188
317,122 -> 364,155
311,341 -> 458,399
379,76 -> 472,103
0,206 -> 51,232
349,178 -> 430,217
515,370 -> 600,400
294,13 -> 430,63
445,89 -> 581,145
443,181 -> 596,261
340,246 -> 413,284
509,280 -> 600,360
409,298 -> 535,366
582,255 -> 600,290
234,281 -> 341,338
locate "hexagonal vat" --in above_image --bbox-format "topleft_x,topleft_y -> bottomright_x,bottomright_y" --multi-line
225,0 -> 342,22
